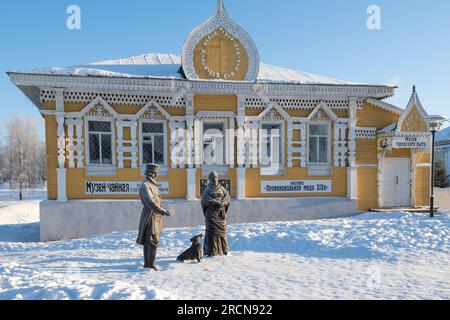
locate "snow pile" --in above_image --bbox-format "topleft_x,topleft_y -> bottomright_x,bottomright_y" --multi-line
0,192 -> 449,300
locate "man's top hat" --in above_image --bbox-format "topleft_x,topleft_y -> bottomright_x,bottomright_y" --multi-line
145,163 -> 160,175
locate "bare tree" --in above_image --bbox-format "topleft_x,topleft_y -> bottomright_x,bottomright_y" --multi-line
5,118 -> 43,200
0,137 -> 6,184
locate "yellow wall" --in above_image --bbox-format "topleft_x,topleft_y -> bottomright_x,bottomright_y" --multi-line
43,95 -> 432,211
357,102 -> 400,129
357,168 -> 378,211
400,105 -> 428,132
194,94 -> 237,113
45,115 -> 58,200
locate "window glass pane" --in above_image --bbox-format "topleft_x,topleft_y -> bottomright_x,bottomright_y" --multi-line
143,123 -> 164,134
89,134 -> 100,164
89,121 -> 111,133
101,134 -> 112,165
143,143 -> 153,164
310,124 -> 328,136
204,123 -> 224,133
154,136 -> 165,164
319,137 -> 328,163
309,137 -> 318,163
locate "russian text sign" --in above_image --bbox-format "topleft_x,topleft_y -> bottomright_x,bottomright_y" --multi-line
261,180 -> 332,194
85,181 -> 169,195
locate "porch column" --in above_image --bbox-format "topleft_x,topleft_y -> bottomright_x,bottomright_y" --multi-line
347,98 -> 358,200
55,88 -> 67,201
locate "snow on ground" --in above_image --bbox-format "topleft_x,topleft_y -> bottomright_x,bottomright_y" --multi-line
0,192 -> 449,300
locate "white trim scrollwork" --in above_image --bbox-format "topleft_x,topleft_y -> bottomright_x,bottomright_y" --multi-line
65,118 -> 84,168
170,119 -> 187,169
116,120 -> 138,169
334,121 -> 349,168
181,0 -> 260,82
355,127 -> 377,140
287,119 -> 307,168
245,120 -> 259,168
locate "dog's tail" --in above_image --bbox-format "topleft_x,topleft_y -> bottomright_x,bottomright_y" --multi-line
176,254 -> 184,262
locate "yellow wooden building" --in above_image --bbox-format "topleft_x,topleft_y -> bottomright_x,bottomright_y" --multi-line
8,1 -> 432,240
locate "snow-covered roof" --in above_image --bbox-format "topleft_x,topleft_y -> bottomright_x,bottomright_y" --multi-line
18,53 -> 359,85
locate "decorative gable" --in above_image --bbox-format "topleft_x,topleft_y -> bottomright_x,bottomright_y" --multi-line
397,87 -> 428,133
258,104 -> 290,121
81,96 -> 117,118
136,100 -> 171,120
308,102 -> 338,122
182,0 -> 260,82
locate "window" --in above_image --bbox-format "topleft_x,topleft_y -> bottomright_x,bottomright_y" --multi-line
88,121 -> 113,165
309,124 -> 329,164
260,123 -> 282,168
203,122 -> 226,166
142,122 -> 166,165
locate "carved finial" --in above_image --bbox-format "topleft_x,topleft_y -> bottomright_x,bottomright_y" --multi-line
413,85 -> 416,93
217,0 -> 225,13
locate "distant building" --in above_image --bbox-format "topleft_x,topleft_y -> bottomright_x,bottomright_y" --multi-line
436,127 -> 450,176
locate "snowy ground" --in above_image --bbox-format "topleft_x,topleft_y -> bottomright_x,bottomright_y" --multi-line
0,190 -> 449,300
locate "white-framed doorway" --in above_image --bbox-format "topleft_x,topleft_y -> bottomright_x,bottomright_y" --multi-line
381,158 -> 411,207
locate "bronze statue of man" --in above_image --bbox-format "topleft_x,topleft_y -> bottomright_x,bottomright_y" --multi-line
136,163 -> 175,270
201,172 -> 231,257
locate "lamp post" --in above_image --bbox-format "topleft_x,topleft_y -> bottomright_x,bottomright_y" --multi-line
426,115 -> 447,218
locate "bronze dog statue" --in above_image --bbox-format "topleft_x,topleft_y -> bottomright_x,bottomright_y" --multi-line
177,234 -> 203,263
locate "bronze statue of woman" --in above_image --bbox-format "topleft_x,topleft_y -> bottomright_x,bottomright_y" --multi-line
201,172 -> 231,257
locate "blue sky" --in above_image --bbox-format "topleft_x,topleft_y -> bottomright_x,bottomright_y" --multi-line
1,0 -> 449,140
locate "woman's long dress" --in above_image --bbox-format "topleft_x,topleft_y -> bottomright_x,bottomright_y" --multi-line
201,183 -> 231,257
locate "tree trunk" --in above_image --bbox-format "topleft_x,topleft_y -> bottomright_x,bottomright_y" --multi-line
19,179 -> 23,201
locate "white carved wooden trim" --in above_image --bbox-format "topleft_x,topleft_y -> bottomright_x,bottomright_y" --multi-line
194,120 -> 202,167
80,96 -> 117,119
186,116 -> 194,168
170,119 -> 187,168
245,120 -> 259,168
65,118 -> 84,168
334,121 -> 349,167
377,153 -> 384,208
287,119 -> 307,168
41,89 -> 186,109
236,114 -> 246,167
228,118 -> 235,168
11,73 -> 395,101
57,116 -> 66,169
355,127 -> 377,140
116,120 -> 138,169
137,99 -> 172,120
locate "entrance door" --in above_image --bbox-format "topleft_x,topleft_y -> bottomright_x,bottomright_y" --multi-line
382,158 -> 411,207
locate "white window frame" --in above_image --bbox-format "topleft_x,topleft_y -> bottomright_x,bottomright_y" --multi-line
259,120 -> 285,175
85,117 -> 116,167
138,119 -> 168,169
201,119 -> 228,170
307,121 -> 332,167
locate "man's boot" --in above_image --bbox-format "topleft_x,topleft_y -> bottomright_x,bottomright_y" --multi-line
143,245 -> 150,268
149,245 -> 158,271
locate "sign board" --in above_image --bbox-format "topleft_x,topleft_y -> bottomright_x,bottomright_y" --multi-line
261,180 -> 332,194
200,179 -> 231,196
85,181 -> 169,196
392,136 -> 429,149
